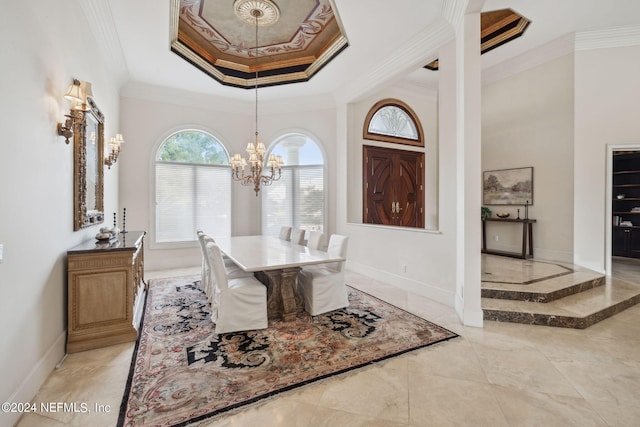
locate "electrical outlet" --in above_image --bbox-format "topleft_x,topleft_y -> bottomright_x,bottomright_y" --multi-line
493,235 -> 499,242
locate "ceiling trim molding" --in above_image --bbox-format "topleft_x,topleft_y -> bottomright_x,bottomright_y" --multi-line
484,25 -> 640,86
482,33 -> 575,86
389,80 -> 439,102
121,81 -> 337,115
76,0 -> 129,85
333,19 -> 454,105
121,81 -> 251,115
442,0 -> 468,30
575,25 -> 640,51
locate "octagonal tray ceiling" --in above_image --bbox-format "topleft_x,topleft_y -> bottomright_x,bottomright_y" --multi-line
425,8 -> 530,71
170,0 -> 349,89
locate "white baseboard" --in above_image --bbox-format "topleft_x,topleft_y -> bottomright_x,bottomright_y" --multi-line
6,331 -> 66,426
532,248 -> 574,264
346,261 -> 455,307
454,293 -> 464,323
486,244 -> 573,264
462,308 -> 484,327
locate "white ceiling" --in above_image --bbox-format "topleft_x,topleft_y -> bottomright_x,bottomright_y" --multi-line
102,0 -> 640,104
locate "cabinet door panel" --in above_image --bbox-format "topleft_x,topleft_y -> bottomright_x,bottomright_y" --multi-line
612,228 -> 626,256
75,271 -> 129,326
631,228 -> 640,256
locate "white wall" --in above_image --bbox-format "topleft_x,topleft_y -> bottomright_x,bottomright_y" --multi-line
345,84 -> 440,229
119,90 -> 337,271
5,4 -> 638,419
0,1 -> 121,422
482,54 -> 575,262
337,80 -> 460,307
574,45 -> 640,272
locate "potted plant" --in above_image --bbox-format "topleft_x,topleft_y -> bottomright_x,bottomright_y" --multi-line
481,206 -> 492,220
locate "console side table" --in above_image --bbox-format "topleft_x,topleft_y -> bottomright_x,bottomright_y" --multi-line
482,218 -> 536,259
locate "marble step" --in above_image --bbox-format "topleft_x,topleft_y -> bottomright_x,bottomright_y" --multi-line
481,270 -> 605,302
482,278 -> 640,329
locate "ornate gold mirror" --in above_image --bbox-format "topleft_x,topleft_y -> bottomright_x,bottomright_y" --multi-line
74,97 -> 104,230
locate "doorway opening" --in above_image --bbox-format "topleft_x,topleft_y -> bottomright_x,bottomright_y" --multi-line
606,145 -> 640,277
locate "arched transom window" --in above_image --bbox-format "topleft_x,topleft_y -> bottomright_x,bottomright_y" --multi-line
363,98 -> 424,147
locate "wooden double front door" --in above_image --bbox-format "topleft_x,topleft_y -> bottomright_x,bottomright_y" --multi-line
363,145 -> 424,228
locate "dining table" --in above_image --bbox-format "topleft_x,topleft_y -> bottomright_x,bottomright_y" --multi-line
214,235 -> 346,321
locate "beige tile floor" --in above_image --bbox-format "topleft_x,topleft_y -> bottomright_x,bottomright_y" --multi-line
15,260 -> 640,427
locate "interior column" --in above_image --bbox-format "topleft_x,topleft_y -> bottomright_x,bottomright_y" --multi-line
440,5 -> 484,327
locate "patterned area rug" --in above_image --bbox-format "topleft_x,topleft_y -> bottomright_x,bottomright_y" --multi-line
118,276 -> 458,426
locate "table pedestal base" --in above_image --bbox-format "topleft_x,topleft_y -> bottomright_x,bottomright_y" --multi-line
255,267 -> 303,322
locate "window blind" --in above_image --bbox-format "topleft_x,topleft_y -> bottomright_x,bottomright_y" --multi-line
262,165 -> 324,236
156,162 -> 230,243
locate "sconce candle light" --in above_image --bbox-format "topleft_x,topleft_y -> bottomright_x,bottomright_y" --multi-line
57,78 -> 92,144
104,133 -> 124,169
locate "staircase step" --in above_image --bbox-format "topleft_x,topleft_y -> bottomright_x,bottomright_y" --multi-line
482,278 -> 640,329
481,270 -> 605,302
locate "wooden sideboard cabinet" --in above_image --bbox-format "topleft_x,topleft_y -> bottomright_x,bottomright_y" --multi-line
66,231 -> 146,353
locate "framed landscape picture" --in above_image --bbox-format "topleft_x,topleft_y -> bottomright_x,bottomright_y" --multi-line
483,167 -> 533,205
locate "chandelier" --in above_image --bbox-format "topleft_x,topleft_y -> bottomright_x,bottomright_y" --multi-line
230,0 -> 283,196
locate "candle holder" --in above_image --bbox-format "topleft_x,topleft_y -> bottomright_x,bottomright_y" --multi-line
121,207 -> 128,234
110,212 -> 120,235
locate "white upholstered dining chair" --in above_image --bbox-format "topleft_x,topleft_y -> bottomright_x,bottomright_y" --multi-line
290,228 -> 305,245
297,234 -> 349,316
306,230 -> 324,250
196,231 -> 220,298
204,242 -> 268,334
279,226 -> 292,241
197,231 -> 252,304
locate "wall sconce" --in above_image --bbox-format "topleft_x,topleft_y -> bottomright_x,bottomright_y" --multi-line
105,133 -> 124,169
57,79 -> 93,144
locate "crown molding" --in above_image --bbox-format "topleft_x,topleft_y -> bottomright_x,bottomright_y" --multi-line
575,25 -> 640,51
483,25 -> 640,86
121,81 -> 336,115
333,19 -> 454,105
442,0 -> 468,29
389,80 -> 439,102
76,0 -> 129,86
482,33 -> 575,86
122,81 -> 251,114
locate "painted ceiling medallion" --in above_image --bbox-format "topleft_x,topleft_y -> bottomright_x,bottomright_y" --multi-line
234,0 -> 280,26
170,0 -> 349,89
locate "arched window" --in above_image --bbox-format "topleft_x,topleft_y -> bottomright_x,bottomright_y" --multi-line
362,99 -> 425,228
363,98 -> 424,147
154,130 -> 231,243
261,134 -> 325,236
